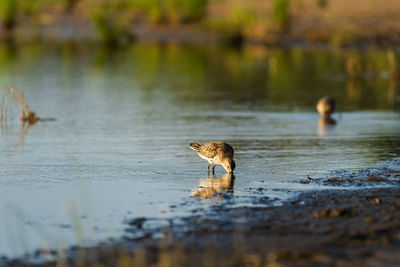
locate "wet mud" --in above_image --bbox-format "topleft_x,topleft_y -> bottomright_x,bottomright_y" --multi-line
302,167 -> 400,187
3,169 -> 400,266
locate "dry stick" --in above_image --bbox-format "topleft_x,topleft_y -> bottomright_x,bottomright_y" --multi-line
12,87 -> 25,119
20,89 -> 37,122
0,90 -> 5,121
16,90 -> 26,120
4,87 -> 18,121
1,87 -> 38,123
4,89 -> 10,121
18,89 -> 29,111
18,87 -> 36,121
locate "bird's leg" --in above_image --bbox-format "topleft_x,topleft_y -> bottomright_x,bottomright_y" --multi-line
212,165 -> 216,174
207,163 -> 210,175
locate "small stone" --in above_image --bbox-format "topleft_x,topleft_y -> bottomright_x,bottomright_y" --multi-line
369,198 -> 381,205
128,217 -> 146,229
312,208 -> 357,218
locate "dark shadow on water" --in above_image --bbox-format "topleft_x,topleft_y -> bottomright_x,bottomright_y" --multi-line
38,117 -> 57,122
190,173 -> 235,199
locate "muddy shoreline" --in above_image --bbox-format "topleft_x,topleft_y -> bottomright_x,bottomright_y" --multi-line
3,168 -> 400,266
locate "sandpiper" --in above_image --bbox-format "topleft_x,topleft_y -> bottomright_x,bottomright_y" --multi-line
190,141 -> 236,174
316,96 -> 336,119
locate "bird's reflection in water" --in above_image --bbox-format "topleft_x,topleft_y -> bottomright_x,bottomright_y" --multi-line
318,117 -> 337,136
190,173 -> 235,199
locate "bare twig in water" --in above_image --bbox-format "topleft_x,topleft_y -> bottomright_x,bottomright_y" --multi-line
0,87 -> 38,124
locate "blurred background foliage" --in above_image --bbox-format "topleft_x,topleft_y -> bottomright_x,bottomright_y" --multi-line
0,0 -> 399,46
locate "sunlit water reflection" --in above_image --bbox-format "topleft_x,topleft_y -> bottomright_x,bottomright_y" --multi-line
0,43 -> 399,257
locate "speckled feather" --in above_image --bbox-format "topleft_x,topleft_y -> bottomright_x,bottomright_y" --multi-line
190,141 -> 234,159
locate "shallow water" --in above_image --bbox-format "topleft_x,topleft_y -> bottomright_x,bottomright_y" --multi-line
0,43 -> 399,257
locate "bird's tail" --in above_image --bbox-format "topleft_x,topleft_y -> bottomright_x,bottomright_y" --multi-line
190,142 -> 202,152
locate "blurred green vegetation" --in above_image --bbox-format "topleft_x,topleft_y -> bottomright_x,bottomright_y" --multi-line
316,0 -> 328,7
64,0 -> 80,13
129,0 -> 207,24
0,0 -> 340,45
0,0 -> 208,43
271,0 -> 291,32
1,0 -> 397,47
209,4 -> 259,45
0,0 -> 398,47
91,1 -> 134,46
0,0 -> 17,35
0,0 -> 57,39
85,0 -> 207,45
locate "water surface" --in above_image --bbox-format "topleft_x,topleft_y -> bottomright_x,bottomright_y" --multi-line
1,43 -> 399,257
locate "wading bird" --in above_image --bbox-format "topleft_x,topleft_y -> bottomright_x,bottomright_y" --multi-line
316,96 -> 336,120
190,141 -> 236,174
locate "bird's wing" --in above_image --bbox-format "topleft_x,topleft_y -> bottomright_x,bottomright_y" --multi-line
198,142 -> 220,158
